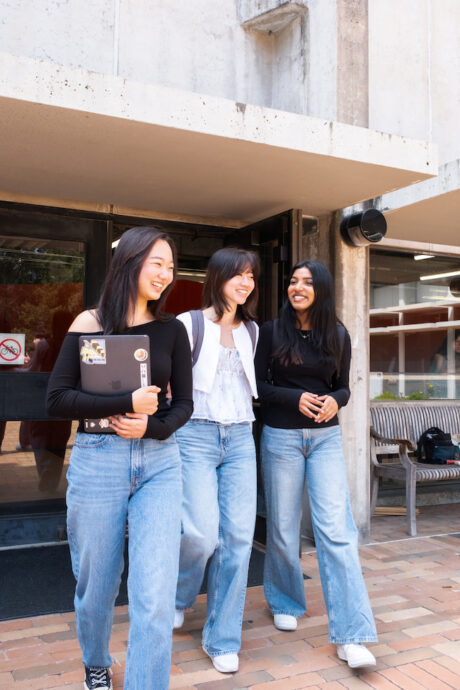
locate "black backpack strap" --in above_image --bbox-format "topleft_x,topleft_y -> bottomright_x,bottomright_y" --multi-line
245,320 -> 257,353
190,310 -> 205,367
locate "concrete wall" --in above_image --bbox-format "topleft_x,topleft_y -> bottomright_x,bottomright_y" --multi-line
0,0 -> 310,114
369,0 -> 460,164
2,1 -> 459,158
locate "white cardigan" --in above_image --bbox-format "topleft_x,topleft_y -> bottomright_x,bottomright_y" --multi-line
177,311 -> 258,398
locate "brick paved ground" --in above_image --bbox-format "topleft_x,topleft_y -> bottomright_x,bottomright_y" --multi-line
1,504 -> 459,689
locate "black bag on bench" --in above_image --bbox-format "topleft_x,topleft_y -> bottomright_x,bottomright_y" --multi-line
416,426 -> 460,464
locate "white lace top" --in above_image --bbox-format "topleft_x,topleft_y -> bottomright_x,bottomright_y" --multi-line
192,345 -> 255,424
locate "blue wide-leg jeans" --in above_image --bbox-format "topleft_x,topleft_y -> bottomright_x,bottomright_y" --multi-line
261,424 -> 377,644
175,420 -> 257,656
66,432 -> 182,690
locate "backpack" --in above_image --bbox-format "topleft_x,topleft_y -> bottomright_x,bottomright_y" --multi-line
416,426 -> 459,464
189,310 -> 257,366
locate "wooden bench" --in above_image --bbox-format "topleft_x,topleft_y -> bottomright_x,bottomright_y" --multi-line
370,400 -> 460,536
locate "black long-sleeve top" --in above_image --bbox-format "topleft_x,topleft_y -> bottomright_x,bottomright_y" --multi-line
46,318 -> 193,440
254,320 -> 351,429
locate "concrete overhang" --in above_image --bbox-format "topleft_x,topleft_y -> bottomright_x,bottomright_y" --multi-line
377,159 -> 460,247
0,53 -> 437,226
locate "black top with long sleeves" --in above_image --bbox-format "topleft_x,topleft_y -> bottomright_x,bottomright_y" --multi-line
46,318 -> 193,440
254,320 -> 351,429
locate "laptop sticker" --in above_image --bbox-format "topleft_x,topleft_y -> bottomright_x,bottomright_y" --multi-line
80,339 -> 107,365
140,362 -> 148,387
134,348 -> 148,362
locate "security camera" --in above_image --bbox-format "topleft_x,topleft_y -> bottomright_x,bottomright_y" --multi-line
340,209 -> 387,247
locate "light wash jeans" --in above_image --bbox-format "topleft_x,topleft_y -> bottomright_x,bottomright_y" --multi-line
261,424 -> 377,644
175,420 -> 257,656
66,432 -> 182,690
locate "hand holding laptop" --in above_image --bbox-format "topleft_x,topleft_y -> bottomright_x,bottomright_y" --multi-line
109,412 -> 149,438
132,385 -> 161,415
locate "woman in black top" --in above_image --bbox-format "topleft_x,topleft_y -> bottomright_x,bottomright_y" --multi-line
255,260 -> 377,670
47,227 -> 193,690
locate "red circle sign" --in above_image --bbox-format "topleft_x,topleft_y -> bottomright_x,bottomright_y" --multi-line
0,338 -> 22,362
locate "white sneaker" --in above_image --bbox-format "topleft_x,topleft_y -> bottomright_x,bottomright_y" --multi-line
273,614 -> 297,631
206,652 -> 239,673
337,644 -> 376,668
173,609 -> 184,629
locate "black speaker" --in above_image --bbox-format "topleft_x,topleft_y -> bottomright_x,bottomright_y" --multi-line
340,209 -> 387,247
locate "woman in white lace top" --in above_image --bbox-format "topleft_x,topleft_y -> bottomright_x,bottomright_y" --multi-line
173,247 -> 260,674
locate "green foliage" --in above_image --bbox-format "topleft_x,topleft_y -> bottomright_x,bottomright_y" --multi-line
406,390 -> 430,400
372,391 -> 399,401
373,382 -> 436,401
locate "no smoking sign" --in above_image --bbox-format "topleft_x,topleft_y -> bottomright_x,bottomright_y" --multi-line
0,333 -> 26,365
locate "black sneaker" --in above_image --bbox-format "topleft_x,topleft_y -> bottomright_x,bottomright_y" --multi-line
84,666 -> 112,690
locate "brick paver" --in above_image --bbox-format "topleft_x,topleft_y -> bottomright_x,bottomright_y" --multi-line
1,504 -> 460,688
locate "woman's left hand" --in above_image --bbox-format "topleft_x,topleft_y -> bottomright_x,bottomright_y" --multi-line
315,395 -> 338,423
109,413 -> 148,438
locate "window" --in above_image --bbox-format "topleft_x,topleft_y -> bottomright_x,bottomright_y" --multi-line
0,235 -> 84,507
370,248 -> 460,400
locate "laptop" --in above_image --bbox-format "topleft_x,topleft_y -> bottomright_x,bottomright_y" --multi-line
79,334 -> 151,433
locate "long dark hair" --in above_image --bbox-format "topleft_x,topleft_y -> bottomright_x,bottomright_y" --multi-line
202,247 -> 260,322
97,226 -> 177,334
275,260 -> 342,367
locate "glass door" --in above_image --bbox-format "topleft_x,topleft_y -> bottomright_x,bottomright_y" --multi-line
0,207 -> 110,546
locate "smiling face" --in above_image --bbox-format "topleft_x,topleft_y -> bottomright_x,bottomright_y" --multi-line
137,238 -> 175,302
287,266 -> 315,315
222,267 -> 255,310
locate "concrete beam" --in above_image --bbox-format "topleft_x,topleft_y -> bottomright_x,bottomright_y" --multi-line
0,53 -> 437,224
376,159 -> 460,245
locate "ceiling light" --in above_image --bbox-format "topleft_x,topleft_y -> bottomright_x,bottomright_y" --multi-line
413,254 -> 434,261
420,269 -> 460,281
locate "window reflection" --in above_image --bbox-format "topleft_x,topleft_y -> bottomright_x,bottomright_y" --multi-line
0,235 -> 84,503
370,249 -> 460,400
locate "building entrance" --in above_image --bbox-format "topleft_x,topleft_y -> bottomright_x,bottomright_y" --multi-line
0,204 -> 295,549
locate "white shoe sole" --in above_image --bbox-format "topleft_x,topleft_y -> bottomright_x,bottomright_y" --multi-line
337,648 -> 376,669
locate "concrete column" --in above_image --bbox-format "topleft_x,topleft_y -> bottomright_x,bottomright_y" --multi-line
336,0 -> 369,127
333,212 -> 370,542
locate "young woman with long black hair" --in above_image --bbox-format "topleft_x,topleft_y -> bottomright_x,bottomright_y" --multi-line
254,260 -> 378,669
173,247 -> 260,674
46,227 -> 193,690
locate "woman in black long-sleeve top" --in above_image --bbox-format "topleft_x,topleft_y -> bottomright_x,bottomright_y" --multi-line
255,260 -> 377,670
47,227 -> 193,690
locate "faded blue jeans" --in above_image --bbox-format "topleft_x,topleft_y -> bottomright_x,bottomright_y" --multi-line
175,420 -> 257,656
261,424 -> 377,644
67,432 -> 182,690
